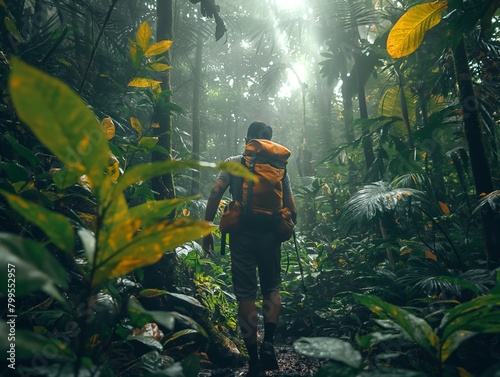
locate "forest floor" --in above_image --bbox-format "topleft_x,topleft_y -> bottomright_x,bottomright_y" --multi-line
199,335 -> 321,377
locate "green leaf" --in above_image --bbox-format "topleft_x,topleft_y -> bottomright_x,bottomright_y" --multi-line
355,294 -> 439,358
181,354 -> 201,377
9,58 -> 110,189
163,329 -> 200,347
4,17 -> 23,43
138,136 -> 159,150
128,197 -> 193,229
217,160 -> 257,182
139,289 -> 168,298
1,190 -> 74,252
387,1 -> 448,58
150,62 -> 172,72
294,337 -> 362,369
316,362 -> 359,377
0,161 -> 29,182
0,322 -> 76,362
440,330 -> 475,362
4,134 -> 39,168
166,292 -> 206,311
114,160 -> 203,195
127,334 -> 163,352
51,167 -> 82,189
0,233 -> 68,301
92,218 -> 215,287
439,293 -> 500,355
128,298 -> 176,330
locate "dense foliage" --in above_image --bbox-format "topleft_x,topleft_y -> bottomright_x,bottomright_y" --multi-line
1,0 -> 499,376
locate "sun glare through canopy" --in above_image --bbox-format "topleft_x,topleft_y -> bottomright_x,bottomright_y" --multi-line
274,0 -> 303,11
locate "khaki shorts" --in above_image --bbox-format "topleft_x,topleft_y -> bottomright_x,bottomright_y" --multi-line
229,230 -> 281,301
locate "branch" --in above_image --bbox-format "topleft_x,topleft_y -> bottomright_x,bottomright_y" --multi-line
78,0 -> 118,93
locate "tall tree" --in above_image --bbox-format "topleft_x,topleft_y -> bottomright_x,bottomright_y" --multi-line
191,31 -> 203,197
152,0 -> 176,206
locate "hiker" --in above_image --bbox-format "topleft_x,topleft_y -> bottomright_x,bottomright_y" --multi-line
202,121 -> 297,377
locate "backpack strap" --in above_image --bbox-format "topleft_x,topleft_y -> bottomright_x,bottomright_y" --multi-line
245,155 -> 257,214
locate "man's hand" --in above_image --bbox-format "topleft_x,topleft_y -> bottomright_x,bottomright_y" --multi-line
202,233 -> 214,254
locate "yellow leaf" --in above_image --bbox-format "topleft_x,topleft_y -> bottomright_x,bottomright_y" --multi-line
387,1 -> 448,58
107,153 -> 120,182
152,122 -> 160,129
438,201 -> 450,214
150,62 -> 173,72
400,248 -> 412,256
425,250 -> 438,262
130,117 -> 143,136
136,21 -> 151,52
100,117 -> 115,140
182,208 -> 190,217
145,40 -> 173,56
378,85 -> 416,135
128,77 -> 162,89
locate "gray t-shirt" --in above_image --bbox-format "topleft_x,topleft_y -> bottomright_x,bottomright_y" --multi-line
217,155 -> 292,200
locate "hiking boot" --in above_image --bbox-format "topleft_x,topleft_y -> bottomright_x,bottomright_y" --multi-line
245,361 -> 266,377
259,341 -> 279,371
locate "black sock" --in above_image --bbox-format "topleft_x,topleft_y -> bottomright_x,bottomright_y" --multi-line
247,343 -> 259,364
263,322 -> 277,343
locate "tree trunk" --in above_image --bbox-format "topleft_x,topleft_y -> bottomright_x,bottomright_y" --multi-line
355,56 -> 375,172
152,0 -> 176,207
341,72 -> 356,188
453,37 -> 500,268
191,34 -> 203,198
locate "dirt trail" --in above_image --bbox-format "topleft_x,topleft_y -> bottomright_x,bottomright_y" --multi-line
200,337 -> 320,377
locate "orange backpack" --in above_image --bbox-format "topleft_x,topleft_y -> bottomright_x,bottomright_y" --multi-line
241,139 -> 291,217
219,139 -> 294,253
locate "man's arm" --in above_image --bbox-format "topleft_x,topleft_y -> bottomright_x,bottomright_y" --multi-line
204,178 -> 227,221
283,192 -> 297,224
202,178 -> 228,252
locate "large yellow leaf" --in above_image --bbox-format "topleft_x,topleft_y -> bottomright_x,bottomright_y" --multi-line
92,218 -> 215,286
377,85 -> 416,136
9,58 -> 110,189
387,1 -> 448,58
136,21 -> 151,52
145,40 -> 173,57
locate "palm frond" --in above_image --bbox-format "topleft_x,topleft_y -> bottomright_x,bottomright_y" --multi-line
397,259 -> 494,297
473,190 -> 500,215
259,63 -> 289,95
339,181 -> 427,233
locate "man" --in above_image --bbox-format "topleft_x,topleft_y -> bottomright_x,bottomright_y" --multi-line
202,121 -> 297,377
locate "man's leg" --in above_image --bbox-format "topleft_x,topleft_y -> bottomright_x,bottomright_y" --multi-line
238,300 -> 265,376
262,291 -> 281,343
